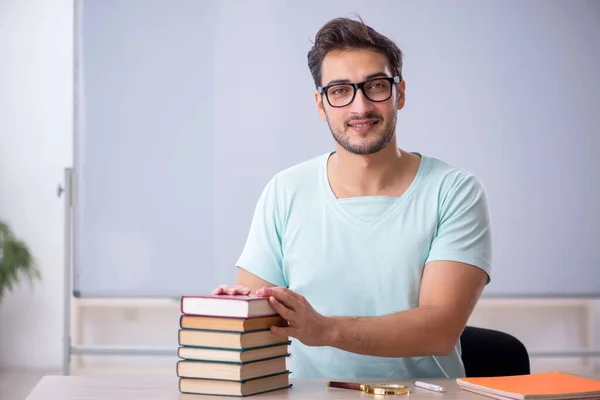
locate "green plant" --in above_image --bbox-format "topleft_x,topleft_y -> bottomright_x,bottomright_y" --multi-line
0,220 -> 40,301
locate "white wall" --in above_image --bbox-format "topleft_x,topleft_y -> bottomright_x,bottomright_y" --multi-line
0,0 -> 73,369
0,0 -> 599,377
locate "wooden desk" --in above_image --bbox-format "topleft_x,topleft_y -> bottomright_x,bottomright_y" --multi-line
24,375 -> 483,399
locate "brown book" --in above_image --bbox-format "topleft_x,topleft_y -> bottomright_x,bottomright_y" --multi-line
179,372 -> 291,397
178,343 -> 290,363
180,314 -> 287,332
178,329 -> 288,350
176,356 -> 288,381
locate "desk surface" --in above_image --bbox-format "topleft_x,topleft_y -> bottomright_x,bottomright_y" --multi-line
24,375 -> 484,399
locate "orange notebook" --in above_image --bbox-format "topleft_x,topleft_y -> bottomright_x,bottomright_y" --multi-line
456,371 -> 600,399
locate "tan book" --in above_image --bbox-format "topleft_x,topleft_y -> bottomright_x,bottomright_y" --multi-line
176,356 -> 288,381
180,314 -> 287,332
178,343 -> 289,363
178,329 -> 288,350
179,372 -> 291,397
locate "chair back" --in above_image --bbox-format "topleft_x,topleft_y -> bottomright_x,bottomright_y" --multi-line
460,326 -> 530,377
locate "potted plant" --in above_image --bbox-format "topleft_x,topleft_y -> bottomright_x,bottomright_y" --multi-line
0,220 -> 40,301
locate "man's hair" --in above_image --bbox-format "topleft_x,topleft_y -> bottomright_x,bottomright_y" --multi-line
307,16 -> 403,88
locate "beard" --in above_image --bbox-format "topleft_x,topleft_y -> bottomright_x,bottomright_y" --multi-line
325,110 -> 397,155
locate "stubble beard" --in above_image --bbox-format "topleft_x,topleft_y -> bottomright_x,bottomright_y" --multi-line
326,111 -> 397,156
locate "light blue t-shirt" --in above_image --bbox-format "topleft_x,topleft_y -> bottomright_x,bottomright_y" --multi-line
236,152 -> 492,379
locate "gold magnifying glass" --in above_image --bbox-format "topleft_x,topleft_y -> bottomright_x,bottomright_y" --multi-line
327,381 -> 410,395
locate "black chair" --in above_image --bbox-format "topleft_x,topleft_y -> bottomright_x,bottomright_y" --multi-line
460,326 -> 530,377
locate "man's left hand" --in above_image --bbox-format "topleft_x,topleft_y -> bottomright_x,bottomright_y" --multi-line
256,287 -> 331,347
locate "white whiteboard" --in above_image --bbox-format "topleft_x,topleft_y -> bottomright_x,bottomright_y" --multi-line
73,0 -> 600,298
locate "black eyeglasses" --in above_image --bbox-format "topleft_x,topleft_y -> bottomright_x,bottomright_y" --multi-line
318,76 -> 401,108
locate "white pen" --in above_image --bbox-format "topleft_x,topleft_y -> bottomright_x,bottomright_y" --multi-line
414,380 -> 445,393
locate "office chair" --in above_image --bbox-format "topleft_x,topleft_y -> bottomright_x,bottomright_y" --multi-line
460,326 -> 530,377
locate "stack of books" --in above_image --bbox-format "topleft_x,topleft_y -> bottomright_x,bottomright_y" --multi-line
176,294 -> 292,397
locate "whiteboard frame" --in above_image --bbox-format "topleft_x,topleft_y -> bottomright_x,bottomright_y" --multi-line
62,0 -> 600,374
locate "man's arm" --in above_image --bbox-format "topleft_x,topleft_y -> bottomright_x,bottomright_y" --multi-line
212,267 -> 275,295
326,261 -> 486,356
260,261 -> 487,357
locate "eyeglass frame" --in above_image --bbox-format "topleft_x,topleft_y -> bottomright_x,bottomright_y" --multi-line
317,75 -> 402,108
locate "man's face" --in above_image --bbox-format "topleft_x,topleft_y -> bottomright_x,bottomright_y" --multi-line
315,49 -> 405,155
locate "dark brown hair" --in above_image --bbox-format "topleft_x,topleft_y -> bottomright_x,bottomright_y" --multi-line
307,16 -> 403,88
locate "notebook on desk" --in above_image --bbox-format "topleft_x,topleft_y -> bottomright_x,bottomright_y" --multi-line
456,371 -> 600,399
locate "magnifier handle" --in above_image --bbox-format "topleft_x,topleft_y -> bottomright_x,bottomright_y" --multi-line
327,381 -> 363,391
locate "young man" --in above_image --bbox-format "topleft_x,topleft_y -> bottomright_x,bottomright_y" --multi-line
213,17 -> 492,379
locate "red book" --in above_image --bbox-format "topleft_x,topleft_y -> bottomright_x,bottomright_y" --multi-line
180,295 -> 277,318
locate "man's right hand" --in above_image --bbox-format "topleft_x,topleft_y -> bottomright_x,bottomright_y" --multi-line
211,284 -> 251,296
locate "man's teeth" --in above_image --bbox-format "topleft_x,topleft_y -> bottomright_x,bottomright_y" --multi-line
351,121 -> 377,128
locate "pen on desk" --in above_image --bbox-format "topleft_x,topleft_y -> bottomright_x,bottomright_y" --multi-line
414,380 -> 445,393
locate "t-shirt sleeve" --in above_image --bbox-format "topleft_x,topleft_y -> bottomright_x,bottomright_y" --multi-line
235,174 -> 287,287
426,172 -> 493,282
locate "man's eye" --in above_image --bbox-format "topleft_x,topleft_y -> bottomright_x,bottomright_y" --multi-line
331,87 -> 350,95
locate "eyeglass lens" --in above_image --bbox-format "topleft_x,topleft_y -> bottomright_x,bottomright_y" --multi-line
326,78 -> 393,107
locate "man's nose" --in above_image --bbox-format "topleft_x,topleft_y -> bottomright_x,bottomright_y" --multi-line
349,88 -> 374,113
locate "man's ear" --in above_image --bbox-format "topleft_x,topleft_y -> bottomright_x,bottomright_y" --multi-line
315,91 -> 327,121
396,80 -> 406,111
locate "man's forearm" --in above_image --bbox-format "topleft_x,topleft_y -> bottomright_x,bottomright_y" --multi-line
323,306 -> 457,358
